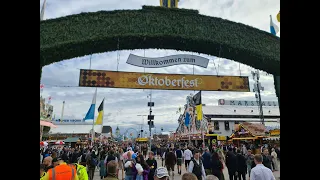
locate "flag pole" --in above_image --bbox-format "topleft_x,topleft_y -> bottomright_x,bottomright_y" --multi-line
188,123 -> 191,145
61,101 -> 65,122
101,98 -> 105,125
89,53 -> 96,146
40,0 -> 47,21
91,89 -> 97,146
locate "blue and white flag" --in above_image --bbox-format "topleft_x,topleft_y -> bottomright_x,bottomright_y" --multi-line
185,112 -> 190,127
84,88 -> 97,120
270,15 -> 279,35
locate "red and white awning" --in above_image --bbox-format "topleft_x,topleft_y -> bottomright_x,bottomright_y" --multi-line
40,141 -> 48,146
55,140 -> 65,145
40,120 -> 57,128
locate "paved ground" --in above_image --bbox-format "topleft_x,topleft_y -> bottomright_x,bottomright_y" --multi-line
93,158 -> 280,180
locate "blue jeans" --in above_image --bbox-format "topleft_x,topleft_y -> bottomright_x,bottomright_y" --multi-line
136,174 -> 143,180
125,175 -> 134,180
247,165 -> 252,177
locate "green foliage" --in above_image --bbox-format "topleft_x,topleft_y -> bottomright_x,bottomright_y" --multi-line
40,6 -> 280,75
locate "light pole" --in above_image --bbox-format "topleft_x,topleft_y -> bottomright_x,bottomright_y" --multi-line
252,70 -> 265,125
137,115 -> 147,138
147,92 -> 154,151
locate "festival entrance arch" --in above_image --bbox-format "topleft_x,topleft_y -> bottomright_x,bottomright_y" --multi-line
40,6 -> 280,103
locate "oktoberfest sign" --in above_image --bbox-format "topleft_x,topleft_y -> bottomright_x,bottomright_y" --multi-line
79,69 -> 250,91
126,54 -> 210,68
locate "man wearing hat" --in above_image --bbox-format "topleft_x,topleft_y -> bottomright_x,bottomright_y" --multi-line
154,167 -> 169,180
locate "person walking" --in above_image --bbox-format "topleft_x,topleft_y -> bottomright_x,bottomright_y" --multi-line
245,149 -> 254,178
87,151 -> 98,180
103,160 -> 118,180
104,150 -> 118,176
153,167 -> 169,180
188,150 -> 206,180
226,147 -> 237,180
99,148 -> 107,179
271,148 -> 279,171
41,158 -> 79,180
69,162 -> 89,180
262,148 -> 272,170
250,154 -> 276,180
236,149 -> 247,180
202,147 -> 212,175
165,148 -> 177,178
211,151 -> 223,180
146,151 -> 157,180
134,154 -> 150,180
175,146 -> 183,175
124,151 -> 137,180
118,148 -> 125,180
183,146 -> 193,171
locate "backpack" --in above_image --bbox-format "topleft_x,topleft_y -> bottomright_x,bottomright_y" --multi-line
90,156 -> 98,167
81,154 -> 86,162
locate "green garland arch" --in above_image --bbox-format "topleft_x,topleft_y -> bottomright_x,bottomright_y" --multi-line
40,6 -> 280,76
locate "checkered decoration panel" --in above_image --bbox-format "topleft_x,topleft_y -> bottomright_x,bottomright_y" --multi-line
79,69 -> 115,87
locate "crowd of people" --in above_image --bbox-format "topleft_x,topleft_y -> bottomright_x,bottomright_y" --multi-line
40,142 -> 280,180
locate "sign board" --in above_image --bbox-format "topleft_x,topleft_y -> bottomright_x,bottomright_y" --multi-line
136,138 -> 148,142
79,69 -> 250,91
54,119 -> 83,123
126,54 -> 209,68
218,99 -> 278,106
270,129 -> 280,136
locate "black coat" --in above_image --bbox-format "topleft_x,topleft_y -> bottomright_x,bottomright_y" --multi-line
71,152 -> 78,163
226,151 -> 237,173
262,154 -> 272,170
211,154 -> 222,179
236,154 -> 247,173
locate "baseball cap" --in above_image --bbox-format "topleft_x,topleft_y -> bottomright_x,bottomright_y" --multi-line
154,167 -> 169,178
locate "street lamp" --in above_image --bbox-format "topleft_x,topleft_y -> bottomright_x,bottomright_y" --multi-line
252,70 -> 265,125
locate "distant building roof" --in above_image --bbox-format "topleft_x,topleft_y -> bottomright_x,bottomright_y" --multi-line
203,106 -> 280,116
64,137 -> 81,143
50,124 -> 103,134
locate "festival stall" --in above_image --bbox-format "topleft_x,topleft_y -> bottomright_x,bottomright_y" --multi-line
40,119 -> 57,141
64,137 -> 81,148
230,122 -> 266,154
263,129 -> 280,146
206,134 -> 227,147
135,137 -> 148,143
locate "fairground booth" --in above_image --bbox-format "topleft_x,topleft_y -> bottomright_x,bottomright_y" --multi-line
230,122 -> 267,154
263,129 -> 280,147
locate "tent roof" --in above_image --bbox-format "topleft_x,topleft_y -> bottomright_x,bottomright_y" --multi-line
64,137 -> 81,143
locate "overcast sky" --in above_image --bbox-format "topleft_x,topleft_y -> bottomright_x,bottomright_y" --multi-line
40,0 -> 280,134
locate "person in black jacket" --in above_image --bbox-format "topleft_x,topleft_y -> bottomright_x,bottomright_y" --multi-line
202,148 -> 212,175
146,151 -> 158,180
226,148 -> 237,180
236,149 -> 247,180
211,151 -> 222,179
106,150 -> 117,175
262,148 -> 272,170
